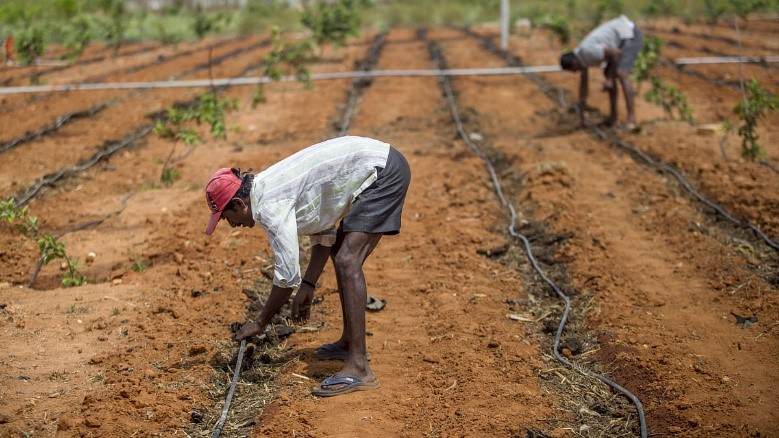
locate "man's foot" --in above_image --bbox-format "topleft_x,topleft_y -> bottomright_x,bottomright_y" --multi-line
622,122 -> 641,134
312,374 -> 380,397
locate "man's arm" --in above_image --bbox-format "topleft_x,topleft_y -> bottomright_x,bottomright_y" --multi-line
234,284 -> 294,340
603,46 -> 623,81
291,244 -> 331,320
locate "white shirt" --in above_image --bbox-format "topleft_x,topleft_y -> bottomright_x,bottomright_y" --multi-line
575,15 -> 636,67
250,136 -> 390,288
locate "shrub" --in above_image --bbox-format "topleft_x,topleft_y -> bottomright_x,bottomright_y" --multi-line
532,14 -> 571,46
15,26 -> 46,65
725,79 -> 777,160
644,76 -> 694,124
2,198 -> 84,287
632,36 -> 663,90
301,0 -> 368,48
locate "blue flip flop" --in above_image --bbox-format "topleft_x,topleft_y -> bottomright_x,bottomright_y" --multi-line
313,343 -> 371,361
312,374 -> 380,397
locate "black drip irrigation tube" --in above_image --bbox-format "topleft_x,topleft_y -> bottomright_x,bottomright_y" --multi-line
212,340 -> 247,438
8,39 -> 273,208
417,28 -> 649,438
0,103 -> 110,153
338,32 -> 387,136
458,27 -> 779,253
0,38 -> 259,151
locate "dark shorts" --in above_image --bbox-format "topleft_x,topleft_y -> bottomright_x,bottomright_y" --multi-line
619,26 -> 643,72
342,146 -> 411,235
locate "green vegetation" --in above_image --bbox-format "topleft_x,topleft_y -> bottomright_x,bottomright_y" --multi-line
153,92 -> 238,185
532,14 -> 571,45
724,79 -> 777,160
253,26 -> 316,108
2,199 -> 85,287
15,26 -> 46,65
632,36 -> 663,90
130,256 -> 149,273
302,0 -> 368,48
645,76 -> 695,124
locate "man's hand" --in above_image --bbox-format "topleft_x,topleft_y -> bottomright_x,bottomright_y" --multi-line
234,321 -> 261,341
291,285 -> 313,321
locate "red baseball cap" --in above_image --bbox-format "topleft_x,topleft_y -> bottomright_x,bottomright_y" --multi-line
204,168 -> 241,235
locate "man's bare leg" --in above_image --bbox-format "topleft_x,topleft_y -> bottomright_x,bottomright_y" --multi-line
333,231 -> 381,379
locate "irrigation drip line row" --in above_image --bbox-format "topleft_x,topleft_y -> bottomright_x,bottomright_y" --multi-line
586,120 -> 779,251
663,39 -> 779,71
27,191 -> 137,287
12,125 -> 154,209
338,32 -> 387,136
9,39 -> 276,208
0,102 -> 110,153
0,37 -> 242,114
1,40 -> 164,84
459,27 -> 778,253
0,38 -> 270,159
418,28 -> 648,438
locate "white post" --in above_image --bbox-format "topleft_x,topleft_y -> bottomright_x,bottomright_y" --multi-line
500,0 -> 509,50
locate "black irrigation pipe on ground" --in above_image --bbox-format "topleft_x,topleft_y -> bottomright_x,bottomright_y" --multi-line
418,28 -> 648,438
1,40 -> 162,83
9,38 -> 275,209
460,28 -> 779,253
0,103 -> 110,153
212,339 -> 246,438
27,191 -> 137,287
0,37 -> 242,113
12,125 -> 154,209
338,32 -> 387,136
0,38 -> 267,156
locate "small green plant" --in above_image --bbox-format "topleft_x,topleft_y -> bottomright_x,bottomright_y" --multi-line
15,26 -> 45,65
1,199 -> 37,237
130,256 -> 149,272
727,0 -> 768,21
61,15 -> 92,60
532,14 -> 571,46
724,78 -> 777,160
3,197 -> 85,287
192,7 -> 215,40
703,0 -> 727,25
644,76 -> 695,124
253,27 -> 316,108
301,0 -> 366,48
640,0 -> 673,26
154,92 -> 238,184
632,36 -> 663,90
99,0 -> 126,56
